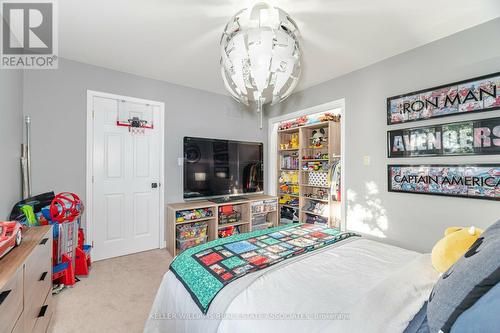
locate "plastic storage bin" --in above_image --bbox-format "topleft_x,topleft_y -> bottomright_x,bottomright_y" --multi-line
252,214 -> 268,226
219,211 -> 241,224
252,223 -> 269,231
176,235 -> 207,251
251,199 -> 277,214
176,222 -> 208,240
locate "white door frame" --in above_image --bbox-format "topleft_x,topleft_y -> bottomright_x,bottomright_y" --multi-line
267,98 -> 347,230
86,90 -> 166,253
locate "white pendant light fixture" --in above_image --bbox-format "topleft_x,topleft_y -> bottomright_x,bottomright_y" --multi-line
220,2 -> 302,128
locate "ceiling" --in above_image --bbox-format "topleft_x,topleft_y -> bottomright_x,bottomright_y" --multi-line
59,0 -> 500,96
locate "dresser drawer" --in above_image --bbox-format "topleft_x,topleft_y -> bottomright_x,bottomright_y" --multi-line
32,292 -> 54,333
0,267 -> 23,333
24,231 -> 52,332
11,313 -> 25,333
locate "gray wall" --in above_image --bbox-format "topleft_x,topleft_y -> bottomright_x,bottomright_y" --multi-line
22,59 -> 265,223
20,19 -> 500,252
267,18 -> 500,252
0,70 -> 23,219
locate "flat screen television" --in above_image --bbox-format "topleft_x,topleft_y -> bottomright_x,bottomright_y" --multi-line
183,137 -> 264,200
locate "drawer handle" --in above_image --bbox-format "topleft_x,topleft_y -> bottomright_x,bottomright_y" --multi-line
39,271 -> 48,281
38,305 -> 48,318
39,238 -> 49,245
0,290 -> 12,306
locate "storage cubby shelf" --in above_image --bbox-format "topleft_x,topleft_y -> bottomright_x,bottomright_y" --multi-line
166,195 -> 278,256
277,120 -> 341,228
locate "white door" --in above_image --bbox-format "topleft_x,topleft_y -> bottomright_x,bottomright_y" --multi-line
91,96 -> 162,261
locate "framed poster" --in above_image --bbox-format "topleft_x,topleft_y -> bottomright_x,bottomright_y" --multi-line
387,72 -> 500,125
387,117 -> 500,157
388,165 -> 500,201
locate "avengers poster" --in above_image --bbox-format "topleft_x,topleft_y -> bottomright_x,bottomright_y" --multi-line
387,117 -> 500,157
388,165 -> 500,201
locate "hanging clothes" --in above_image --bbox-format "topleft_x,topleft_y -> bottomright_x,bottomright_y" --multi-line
328,159 -> 341,201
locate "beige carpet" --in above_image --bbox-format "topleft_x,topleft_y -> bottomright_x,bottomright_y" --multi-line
48,249 -> 172,333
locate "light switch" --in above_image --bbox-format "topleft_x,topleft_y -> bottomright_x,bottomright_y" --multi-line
178,157 -> 184,166
363,155 -> 371,166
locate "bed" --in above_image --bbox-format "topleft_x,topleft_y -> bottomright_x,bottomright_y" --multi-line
145,223 -> 438,333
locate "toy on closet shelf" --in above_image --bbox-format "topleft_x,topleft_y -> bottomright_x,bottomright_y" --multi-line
279,133 -> 299,151
279,184 -> 299,196
303,189 -> 328,201
310,128 -> 326,148
302,152 -> 329,160
279,170 -> 298,184
302,161 -> 329,171
279,195 -> 299,207
280,143 -> 289,150
319,112 -> 340,122
290,133 -> 299,149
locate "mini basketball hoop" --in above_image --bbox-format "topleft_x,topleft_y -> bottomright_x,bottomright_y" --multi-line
116,100 -> 154,134
127,117 -> 149,134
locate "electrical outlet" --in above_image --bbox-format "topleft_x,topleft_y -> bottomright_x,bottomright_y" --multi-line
363,155 -> 371,166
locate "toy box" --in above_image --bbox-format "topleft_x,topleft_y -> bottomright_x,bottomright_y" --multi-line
218,206 -> 241,225
251,199 -> 277,214
176,221 -> 208,240
176,235 -> 207,251
218,225 -> 240,238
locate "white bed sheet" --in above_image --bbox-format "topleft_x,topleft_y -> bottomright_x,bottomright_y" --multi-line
145,238 -> 437,333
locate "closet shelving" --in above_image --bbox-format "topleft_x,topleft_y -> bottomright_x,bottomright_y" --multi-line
277,120 -> 341,228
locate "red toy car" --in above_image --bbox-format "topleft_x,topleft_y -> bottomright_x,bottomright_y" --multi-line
0,221 -> 22,259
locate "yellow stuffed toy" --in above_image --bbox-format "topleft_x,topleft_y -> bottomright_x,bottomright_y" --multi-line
431,226 -> 483,273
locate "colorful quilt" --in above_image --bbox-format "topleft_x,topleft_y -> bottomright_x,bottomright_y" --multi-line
170,223 -> 359,314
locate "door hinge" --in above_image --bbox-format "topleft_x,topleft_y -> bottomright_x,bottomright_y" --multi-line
92,176 -> 94,183
92,110 -> 95,118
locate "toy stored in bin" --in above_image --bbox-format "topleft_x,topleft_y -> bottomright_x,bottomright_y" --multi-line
176,222 -> 208,240
252,223 -> 269,231
176,236 -> 207,251
218,205 -> 241,225
218,225 -> 240,238
176,208 -> 213,223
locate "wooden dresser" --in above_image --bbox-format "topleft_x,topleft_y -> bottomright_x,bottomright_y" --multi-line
0,226 -> 53,333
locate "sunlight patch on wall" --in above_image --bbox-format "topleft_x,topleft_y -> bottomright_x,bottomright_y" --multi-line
346,181 -> 388,238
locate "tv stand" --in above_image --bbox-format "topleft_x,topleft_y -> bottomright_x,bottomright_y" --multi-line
166,194 -> 278,256
209,196 -> 248,204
